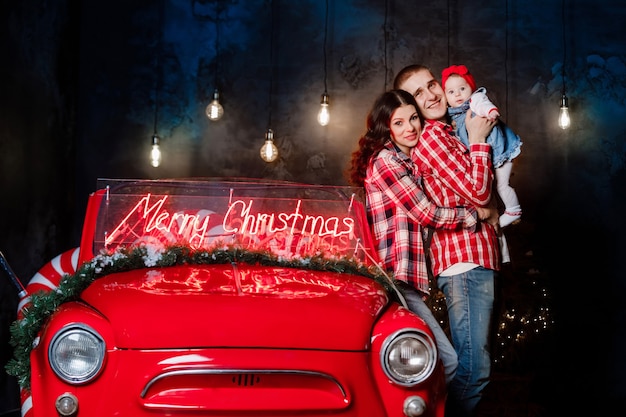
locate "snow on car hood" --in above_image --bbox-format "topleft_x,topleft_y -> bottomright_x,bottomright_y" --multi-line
81,263 -> 390,350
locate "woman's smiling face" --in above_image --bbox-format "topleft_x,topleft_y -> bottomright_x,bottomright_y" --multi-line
389,104 -> 421,155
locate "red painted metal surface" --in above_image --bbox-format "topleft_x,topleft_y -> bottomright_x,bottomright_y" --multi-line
18,179 -> 446,417
81,264 -> 388,350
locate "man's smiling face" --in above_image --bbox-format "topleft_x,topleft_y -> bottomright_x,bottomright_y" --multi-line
398,68 -> 448,121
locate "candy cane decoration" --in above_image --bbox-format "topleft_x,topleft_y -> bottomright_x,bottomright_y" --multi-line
17,247 -> 80,318
18,247 -> 79,417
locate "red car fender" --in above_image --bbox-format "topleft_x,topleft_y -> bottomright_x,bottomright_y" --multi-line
19,248 -> 80,417
29,302 -> 118,417
370,303 -> 447,417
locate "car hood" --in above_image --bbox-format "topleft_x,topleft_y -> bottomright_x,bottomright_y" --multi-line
81,264 -> 390,350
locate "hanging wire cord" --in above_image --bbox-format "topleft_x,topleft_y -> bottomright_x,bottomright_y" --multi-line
505,0 -> 509,117
383,0 -> 388,91
446,0 -> 450,67
322,0 -> 328,95
214,3 -> 221,92
267,0 -> 275,130
153,0 -> 164,137
560,0 -> 567,98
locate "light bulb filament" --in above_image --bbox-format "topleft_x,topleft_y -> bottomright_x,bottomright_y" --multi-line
317,93 -> 330,126
150,134 -> 162,167
260,129 -> 279,162
558,95 -> 570,129
206,89 -> 224,121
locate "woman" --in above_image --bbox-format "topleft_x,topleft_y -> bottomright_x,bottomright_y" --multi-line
347,89 -> 485,385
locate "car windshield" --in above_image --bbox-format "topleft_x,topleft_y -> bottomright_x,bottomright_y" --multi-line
92,178 -> 377,265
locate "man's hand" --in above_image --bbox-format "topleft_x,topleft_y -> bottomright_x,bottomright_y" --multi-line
466,112 -> 496,144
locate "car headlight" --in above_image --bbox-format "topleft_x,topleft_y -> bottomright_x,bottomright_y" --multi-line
381,329 -> 437,386
48,325 -> 105,384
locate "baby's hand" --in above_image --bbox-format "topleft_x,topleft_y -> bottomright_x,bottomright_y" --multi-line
488,109 -> 500,121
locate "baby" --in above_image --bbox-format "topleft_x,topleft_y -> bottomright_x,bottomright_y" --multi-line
442,64 -> 523,228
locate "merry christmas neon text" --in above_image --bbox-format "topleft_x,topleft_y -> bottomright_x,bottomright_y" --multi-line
103,194 -> 356,254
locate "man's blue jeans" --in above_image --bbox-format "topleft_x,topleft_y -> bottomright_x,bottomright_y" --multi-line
438,266 -> 495,416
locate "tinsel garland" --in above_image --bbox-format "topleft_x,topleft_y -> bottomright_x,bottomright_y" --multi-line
6,244 -> 396,391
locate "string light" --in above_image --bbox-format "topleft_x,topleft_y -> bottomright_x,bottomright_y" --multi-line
429,263 -> 555,371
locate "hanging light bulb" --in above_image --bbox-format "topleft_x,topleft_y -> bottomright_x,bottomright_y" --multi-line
261,2 -> 278,163
150,134 -> 162,167
558,94 -> 570,129
260,128 -> 278,162
317,93 -> 330,126
557,0 -> 570,130
150,0 -> 164,168
206,89 -> 224,121
318,0 -> 330,127
206,5 -> 224,122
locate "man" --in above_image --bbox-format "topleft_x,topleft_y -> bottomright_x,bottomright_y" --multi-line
394,64 -> 500,417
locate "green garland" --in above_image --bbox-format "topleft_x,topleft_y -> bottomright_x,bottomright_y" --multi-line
6,245 -> 396,392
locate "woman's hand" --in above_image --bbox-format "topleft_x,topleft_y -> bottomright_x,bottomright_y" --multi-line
476,206 -> 499,227
466,111 -> 495,144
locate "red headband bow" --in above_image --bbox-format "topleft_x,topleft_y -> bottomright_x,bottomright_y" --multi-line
441,65 -> 477,92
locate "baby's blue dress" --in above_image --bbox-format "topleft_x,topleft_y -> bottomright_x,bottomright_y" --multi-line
449,95 -> 522,168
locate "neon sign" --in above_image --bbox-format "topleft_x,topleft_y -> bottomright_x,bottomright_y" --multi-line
223,199 -> 354,237
102,193 -> 357,258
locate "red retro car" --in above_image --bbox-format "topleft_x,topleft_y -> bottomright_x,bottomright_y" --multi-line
6,178 -> 446,417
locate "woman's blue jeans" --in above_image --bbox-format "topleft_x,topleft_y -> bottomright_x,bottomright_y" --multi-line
396,281 -> 458,385
438,266 -> 495,416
